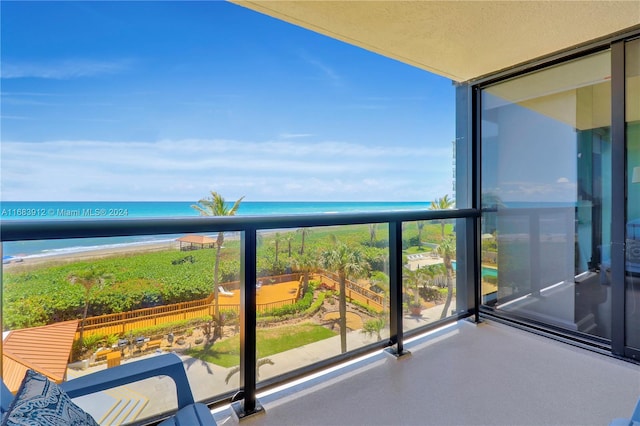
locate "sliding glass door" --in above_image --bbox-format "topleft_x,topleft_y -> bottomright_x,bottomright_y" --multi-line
625,39 -> 640,353
480,50 -> 613,340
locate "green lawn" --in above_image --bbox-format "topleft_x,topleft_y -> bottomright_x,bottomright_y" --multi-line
185,322 -> 336,367
404,246 -> 435,255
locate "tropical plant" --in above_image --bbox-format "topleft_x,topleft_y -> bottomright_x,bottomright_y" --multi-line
361,317 -> 386,341
369,270 -> 389,310
437,235 -> 456,319
192,191 -> 244,339
429,194 -> 455,239
403,266 -> 429,311
68,266 -> 113,348
292,251 -> 319,297
321,238 -> 369,353
297,227 -> 312,255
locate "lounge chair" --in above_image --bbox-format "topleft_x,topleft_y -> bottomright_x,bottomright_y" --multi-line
1,353 -> 216,425
218,286 -> 234,296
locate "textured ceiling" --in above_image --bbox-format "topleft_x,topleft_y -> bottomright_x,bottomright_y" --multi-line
232,1 -> 640,82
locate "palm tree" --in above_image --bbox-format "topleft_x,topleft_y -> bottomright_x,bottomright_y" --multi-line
273,232 -> 282,263
297,228 -> 312,255
437,235 -> 456,319
292,251 -> 319,297
321,239 -> 369,353
361,317 -> 386,342
192,191 -> 244,339
285,232 -> 295,258
368,223 -> 378,246
429,194 -> 455,239
69,267 -> 113,349
369,271 -> 389,311
403,266 -> 430,312
416,221 -> 425,247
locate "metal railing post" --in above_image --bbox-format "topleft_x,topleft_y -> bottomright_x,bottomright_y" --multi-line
386,220 -> 410,358
232,226 -> 264,419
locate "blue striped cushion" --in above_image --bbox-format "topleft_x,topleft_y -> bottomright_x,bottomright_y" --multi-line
1,370 -> 98,426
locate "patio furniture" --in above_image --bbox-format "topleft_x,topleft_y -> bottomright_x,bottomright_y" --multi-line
610,397 -> 640,426
1,353 -> 216,425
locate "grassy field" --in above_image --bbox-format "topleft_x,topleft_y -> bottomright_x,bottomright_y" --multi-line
185,322 -> 336,367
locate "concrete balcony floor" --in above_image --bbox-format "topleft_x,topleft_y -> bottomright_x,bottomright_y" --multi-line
213,320 -> 640,426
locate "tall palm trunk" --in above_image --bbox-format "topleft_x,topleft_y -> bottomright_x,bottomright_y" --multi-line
78,294 -> 90,348
213,233 -> 224,338
339,272 -> 347,353
440,254 -> 454,319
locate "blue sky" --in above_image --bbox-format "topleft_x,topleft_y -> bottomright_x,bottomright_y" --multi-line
1,1 -> 456,202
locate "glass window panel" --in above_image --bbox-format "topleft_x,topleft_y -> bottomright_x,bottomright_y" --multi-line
255,224 -> 390,384
2,233 -> 240,423
402,218 -> 465,329
481,50 -> 612,339
626,39 -> 640,350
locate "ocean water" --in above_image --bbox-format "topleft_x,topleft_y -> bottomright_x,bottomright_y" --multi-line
1,201 -> 430,259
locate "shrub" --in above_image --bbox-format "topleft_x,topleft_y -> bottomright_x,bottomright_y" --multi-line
304,291 -> 327,316
419,285 -> 442,302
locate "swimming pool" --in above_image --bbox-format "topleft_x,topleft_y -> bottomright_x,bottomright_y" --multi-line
451,261 -> 498,278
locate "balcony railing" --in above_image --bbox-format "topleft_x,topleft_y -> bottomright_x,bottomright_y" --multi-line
1,208 -> 480,423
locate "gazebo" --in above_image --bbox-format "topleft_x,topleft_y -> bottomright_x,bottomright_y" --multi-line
176,235 -> 215,251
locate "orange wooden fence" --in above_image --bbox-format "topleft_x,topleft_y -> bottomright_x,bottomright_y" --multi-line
76,272 -> 380,340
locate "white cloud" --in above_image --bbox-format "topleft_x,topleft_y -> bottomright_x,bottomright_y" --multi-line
298,51 -> 342,86
1,59 -> 132,79
0,138 -> 453,201
278,133 -> 313,139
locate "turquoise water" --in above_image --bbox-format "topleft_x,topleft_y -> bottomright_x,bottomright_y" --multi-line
1,201 -> 431,258
1,201 -> 430,220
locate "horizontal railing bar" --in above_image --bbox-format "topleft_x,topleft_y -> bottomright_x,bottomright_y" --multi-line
0,209 -> 479,242
482,206 -> 577,215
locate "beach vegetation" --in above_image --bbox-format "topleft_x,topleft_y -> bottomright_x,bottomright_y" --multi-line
3,221 -> 453,333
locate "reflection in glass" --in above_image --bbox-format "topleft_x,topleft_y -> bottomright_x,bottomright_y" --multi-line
481,50 -> 612,339
626,39 -> 640,350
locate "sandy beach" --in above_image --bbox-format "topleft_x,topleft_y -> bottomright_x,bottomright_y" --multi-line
2,241 -> 180,271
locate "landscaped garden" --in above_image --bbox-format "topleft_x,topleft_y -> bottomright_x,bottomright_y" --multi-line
3,209 -> 459,365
